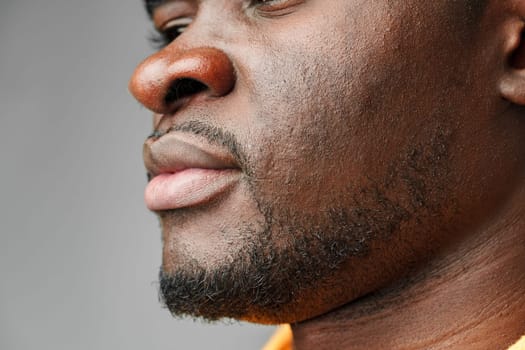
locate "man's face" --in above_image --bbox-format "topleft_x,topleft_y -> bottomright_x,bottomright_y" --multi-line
129,0 -> 520,323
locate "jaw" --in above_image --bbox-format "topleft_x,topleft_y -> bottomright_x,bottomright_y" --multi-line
292,192 -> 525,349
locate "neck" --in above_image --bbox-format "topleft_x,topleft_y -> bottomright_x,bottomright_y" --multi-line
292,189 -> 525,350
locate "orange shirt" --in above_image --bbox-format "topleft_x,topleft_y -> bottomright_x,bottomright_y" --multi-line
262,325 -> 293,350
263,326 -> 525,350
509,336 -> 525,350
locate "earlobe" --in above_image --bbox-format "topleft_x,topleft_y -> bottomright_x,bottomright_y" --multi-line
500,69 -> 525,106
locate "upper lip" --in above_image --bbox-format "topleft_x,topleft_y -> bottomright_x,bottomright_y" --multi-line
143,131 -> 240,179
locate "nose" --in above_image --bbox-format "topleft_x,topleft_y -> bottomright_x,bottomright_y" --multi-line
129,47 -> 236,113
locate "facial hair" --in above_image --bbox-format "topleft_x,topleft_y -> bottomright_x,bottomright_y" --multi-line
157,121 -> 450,322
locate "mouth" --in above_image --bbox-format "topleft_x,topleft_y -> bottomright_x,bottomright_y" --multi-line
143,130 -> 241,211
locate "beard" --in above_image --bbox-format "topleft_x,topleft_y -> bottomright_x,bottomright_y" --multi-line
159,203 -> 409,322
156,121 -> 450,322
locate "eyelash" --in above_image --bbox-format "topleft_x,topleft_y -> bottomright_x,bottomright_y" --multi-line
149,17 -> 192,50
148,32 -> 174,50
148,0 -> 294,49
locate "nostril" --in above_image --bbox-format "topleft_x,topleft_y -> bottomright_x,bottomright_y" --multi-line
164,78 -> 208,105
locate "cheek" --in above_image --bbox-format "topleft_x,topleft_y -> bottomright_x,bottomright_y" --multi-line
245,70 -> 362,215
241,42 -> 393,213
238,0 -> 481,218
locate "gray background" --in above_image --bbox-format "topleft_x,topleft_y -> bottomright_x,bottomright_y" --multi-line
0,1 -> 275,349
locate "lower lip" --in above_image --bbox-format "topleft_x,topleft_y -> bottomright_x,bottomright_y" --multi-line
145,169 -> 240,211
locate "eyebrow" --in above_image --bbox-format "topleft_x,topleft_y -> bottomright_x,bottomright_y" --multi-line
144,0 -> 166,17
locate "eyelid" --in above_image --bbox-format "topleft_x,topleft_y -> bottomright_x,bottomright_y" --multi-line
153,1 -> 197,29
160,17 -> 193,31
254,0 -> 305,16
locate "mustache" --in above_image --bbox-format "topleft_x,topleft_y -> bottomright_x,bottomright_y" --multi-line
147,120 -> 251,175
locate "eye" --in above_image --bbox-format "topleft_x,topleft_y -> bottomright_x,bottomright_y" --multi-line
253,0 -> 304,14
149,17 -> 192,50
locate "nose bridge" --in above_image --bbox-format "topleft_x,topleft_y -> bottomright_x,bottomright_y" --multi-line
129,40 -> 236,114
196,0 -> 241,40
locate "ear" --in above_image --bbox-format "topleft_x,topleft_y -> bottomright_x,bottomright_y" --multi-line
500,2 -> 525,106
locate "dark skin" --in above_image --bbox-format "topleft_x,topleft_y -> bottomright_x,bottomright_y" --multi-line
129,0 -> 525,349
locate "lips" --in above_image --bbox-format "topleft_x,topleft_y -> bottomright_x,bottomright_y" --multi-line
143,131 -> 241,211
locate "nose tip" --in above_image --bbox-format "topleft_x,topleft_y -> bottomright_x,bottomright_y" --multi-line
129,47 -> 235,113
